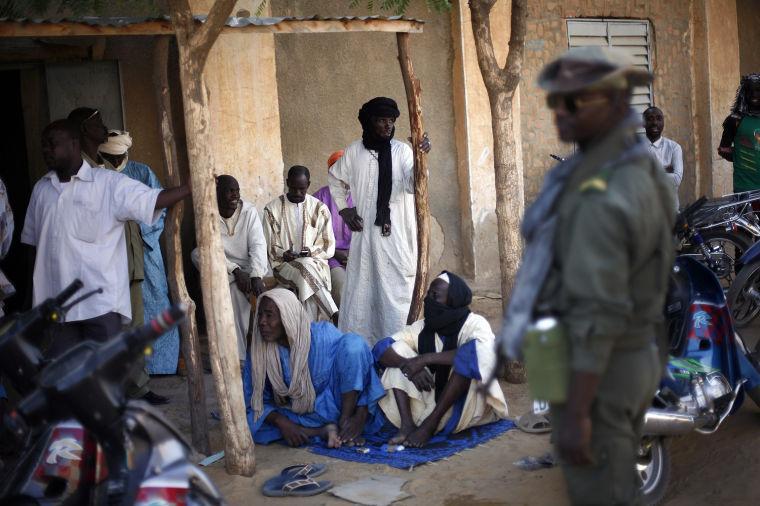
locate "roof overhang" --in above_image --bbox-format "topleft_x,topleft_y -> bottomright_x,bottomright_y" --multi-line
0,15 -> 424,38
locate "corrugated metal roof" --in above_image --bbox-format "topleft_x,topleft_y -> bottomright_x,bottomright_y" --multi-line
0,14 -> 424,28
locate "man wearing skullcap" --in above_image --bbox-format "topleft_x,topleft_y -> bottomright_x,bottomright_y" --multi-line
328,97 -> 430,343
313,150 -> 352,307
497,47 -> 675,504
100,130 -> 181,385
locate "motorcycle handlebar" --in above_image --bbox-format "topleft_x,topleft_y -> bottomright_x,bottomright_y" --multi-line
53,279 -> 83,307
124,303 -> 187,350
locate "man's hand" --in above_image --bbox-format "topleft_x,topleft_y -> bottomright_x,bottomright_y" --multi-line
251,277 -> 265,297
718,146 -> 733,162
402,357 -> 434,392
276,418 -> 309,447
334,249 -> 349,266
401,355 -> 427,378
283,250 -> 297,262
232,268 -> 251,295
408,132 -> 431,154
340,208 -> 364,232
558,412 -> 594,466
410,370 -> 434,392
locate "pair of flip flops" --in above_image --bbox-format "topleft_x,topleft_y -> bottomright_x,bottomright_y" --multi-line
262,463 -> 332,497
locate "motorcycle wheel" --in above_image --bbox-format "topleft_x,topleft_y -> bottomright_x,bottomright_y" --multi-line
688,230 -> 753,288
727,261 -> 760,327
637,437 -> 670,506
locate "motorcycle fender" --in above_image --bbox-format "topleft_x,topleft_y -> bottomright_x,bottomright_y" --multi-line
739,239 -> 760,264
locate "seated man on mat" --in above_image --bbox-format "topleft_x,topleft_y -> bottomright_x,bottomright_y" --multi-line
372,271 -> 509,447
244,288 -> 385,447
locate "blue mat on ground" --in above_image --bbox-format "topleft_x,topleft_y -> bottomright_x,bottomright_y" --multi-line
308,419 -> 516,469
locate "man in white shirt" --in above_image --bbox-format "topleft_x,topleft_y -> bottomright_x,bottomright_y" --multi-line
21,119 -> 191,363
191,175 -> 268,361
644,106 -> 683,211
263,166 -> 338,323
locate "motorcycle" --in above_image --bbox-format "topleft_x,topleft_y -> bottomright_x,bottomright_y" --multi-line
0,280 -> 223,505
677,196 -> 755,289
726,236 -> 760,328
637,203 -> 760,504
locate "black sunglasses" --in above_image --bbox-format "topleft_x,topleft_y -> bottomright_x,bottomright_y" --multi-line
546,93 -> 610,114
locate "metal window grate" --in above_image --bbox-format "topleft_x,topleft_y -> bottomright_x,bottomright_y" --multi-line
566,19 -> 653,117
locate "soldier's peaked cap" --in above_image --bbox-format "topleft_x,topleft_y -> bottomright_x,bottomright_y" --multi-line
538,46 -> 652,94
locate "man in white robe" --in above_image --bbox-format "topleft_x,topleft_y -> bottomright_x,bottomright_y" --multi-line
192,175 -> 267,361
263,166 -> 338,322
372,272 -> 508,447
328,97 -> 430,343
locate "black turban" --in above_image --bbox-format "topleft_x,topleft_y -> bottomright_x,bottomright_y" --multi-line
358,97 -> 401,232
419,271 -> 473,401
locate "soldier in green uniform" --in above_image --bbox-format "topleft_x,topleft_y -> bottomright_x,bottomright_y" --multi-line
718,73 -> 760,192
499,46 -> 676,505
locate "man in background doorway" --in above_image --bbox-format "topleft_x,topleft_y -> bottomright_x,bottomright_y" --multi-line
643,106 -> 683,211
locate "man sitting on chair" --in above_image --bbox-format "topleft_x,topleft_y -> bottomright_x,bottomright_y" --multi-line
263,166 -> 338,323
372,272 -> 508,447
192,175 -> 267,362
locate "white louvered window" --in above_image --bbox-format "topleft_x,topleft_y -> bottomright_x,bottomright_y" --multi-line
566,19 -> 653,117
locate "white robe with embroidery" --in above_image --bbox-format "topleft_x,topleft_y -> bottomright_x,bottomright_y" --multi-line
191,200 -> 267,360
262,194 -> 337,320
328,139 -> 417,343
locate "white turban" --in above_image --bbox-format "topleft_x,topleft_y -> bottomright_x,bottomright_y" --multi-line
99,129 -> 133,156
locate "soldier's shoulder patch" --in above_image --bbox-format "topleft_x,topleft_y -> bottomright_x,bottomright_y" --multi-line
579,177 -> 608,193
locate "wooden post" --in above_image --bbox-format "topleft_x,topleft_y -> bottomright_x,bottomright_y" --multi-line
168,0 -> 256,476
152,35 -> 210,455
397,32 -> 430,324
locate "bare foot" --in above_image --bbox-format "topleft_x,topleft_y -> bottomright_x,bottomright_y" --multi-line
338,406 -> 368,445
323,423 -> 341,448
389,423 -> 416,445
404,421 -> 436,448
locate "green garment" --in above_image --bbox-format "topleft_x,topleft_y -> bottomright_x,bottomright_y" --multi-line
125,220 -> 145,327
537,117 -> 675,505
733,115 -> 760,192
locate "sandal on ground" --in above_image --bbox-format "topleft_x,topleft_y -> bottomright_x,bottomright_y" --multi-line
516,412 -> 552,434
262,475 -> 333,497
280,463 -> 327,479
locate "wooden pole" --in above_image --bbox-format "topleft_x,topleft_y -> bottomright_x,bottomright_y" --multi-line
169,0 -> 255,476
397,32 -> 430,324
152,35 -> 210,455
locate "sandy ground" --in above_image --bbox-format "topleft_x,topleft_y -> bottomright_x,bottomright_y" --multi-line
152,294 -> 760,505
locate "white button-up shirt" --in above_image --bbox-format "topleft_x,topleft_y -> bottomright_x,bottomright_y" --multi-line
646,136 -> 683,210
21,160 -> 161,323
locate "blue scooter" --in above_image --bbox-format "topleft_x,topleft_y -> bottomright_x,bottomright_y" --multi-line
638,202 -> 760,505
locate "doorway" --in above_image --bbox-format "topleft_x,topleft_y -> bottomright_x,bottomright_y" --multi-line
0,69 -> 33,313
